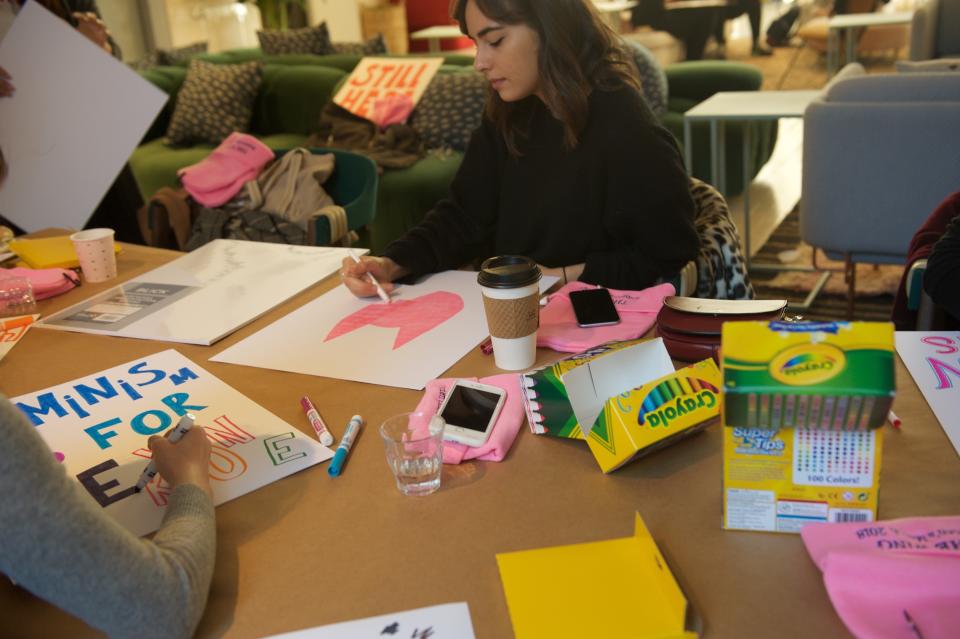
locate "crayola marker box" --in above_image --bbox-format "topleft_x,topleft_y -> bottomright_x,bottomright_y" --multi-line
721,321 -> 895,533
584,358 -> 722,473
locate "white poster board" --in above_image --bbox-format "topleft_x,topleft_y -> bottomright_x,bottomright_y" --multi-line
333,56 -> 443,120
11,349 -> 332,537
895,331 -> 960,458
212,271 -> 557,390
263,603 -> 476,639
0,3 -> 167,232
37,240 -> 359,345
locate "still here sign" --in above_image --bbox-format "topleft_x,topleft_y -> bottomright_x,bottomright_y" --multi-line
333,56 -> 444,119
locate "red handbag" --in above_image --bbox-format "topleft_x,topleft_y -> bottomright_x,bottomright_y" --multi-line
656,296 -> 788,362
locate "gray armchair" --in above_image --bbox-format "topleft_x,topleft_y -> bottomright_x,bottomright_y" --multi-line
909,0 -> 960,61
800,65 -> 960,316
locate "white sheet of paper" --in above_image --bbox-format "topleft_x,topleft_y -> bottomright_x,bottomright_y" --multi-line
11,349 -> 333,537
562,338 -> 674,435
0,3 -> 167,231
895,331 -> 960,458
37,240 -> 358,345
212,271 -> 558,390
262,602 -> 476,639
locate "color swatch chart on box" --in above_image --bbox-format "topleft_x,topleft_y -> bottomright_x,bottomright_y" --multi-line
793,429 -> 876,488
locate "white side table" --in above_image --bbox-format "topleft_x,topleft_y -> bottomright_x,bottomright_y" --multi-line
682,90 -> 820,271
826,12 -> 913,75
409,25 -> 465,53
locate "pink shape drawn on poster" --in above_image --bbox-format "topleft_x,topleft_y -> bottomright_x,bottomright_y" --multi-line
325,291 -> 464,349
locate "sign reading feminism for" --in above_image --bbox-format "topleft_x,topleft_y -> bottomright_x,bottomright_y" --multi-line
332,56 -> 444,120
12,349 -> 332,537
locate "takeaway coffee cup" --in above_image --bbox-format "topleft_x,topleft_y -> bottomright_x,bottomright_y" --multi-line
478,255 -> 542,371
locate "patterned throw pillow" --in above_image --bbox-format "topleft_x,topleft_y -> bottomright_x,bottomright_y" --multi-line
165,60 -> 263,146
257,22 -> 332,55
331,33 -> 389,55
160,41 -> 208,65
130,42 -> 208,71
409,72 -> 488,151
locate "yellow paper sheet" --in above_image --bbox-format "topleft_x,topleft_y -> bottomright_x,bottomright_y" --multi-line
496,513 -> 698,639
9,235 -> 119,269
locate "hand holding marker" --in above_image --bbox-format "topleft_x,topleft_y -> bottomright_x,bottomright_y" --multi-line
347,249 -> 390,304
134,413 -> 195,492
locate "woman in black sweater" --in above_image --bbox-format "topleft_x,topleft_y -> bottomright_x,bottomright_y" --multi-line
342,0 -> 698,295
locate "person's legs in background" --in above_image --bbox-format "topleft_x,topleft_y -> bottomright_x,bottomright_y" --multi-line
744,0 -> 773,55
713,1 -> 773,58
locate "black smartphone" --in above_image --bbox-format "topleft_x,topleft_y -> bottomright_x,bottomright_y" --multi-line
569,287 -> 620,327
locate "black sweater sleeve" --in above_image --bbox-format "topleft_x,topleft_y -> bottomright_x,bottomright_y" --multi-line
924,213 -> 960,320
383,119 -> 502,276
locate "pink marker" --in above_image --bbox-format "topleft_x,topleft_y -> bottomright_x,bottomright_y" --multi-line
301,396 -> 334,446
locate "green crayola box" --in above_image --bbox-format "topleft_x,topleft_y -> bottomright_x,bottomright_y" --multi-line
521,339 -> 721,472
583,359 -> 722,473
521,339 -> 648,439
720,321 -> 895,533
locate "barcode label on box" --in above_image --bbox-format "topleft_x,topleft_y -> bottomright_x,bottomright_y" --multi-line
829,509 -> 873,523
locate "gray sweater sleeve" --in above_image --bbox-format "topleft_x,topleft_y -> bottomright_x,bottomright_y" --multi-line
0,396 -> 215,639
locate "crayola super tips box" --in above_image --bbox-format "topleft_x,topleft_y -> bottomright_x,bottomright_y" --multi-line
721,321 -> 895,533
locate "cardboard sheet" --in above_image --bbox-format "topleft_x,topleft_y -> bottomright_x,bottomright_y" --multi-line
10,349 -> 332,537
0,3 -> 167,232
332,56 -> 443,120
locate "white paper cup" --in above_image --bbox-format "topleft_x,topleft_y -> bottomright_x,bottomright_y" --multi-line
70,228 -> 117,283
478,256 -> 542,371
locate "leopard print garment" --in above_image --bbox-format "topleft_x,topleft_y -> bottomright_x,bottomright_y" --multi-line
690,178 -> 755,300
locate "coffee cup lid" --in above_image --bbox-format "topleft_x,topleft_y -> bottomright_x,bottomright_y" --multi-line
477,255 -> 542,289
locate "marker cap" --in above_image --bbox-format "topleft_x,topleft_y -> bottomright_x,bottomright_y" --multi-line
328,448 -> 347,477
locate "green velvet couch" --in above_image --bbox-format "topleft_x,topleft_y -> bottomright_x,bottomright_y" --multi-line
130,52 -> 474,252
131,63 -> 347,205
130,52 -> 772,255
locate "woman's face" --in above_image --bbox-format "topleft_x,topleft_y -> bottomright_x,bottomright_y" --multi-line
465,0 -> 542,102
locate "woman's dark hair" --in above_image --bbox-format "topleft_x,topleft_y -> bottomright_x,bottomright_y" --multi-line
451,0 -> 640,155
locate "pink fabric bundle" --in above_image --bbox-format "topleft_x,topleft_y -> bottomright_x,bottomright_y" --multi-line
178,132 -> 275,207
414,374 -> 525,464
371,94 -> 415,129
537,281 -> 675,353
801,516 -> 960,638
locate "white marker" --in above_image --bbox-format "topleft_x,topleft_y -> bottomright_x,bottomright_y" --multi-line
347,248 -> 390,304
134,413 -> 195,492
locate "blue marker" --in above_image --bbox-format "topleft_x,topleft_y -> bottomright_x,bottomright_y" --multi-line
328,415 -> 363,477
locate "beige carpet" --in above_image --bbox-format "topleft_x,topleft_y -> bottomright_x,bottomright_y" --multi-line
760,244 -> 903,296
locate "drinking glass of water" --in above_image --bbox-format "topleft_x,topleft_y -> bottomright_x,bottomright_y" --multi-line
379,412 -> 445,496
0,275 -> 36,318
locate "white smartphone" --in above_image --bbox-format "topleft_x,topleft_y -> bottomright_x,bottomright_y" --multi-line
438,379 -> 507,448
